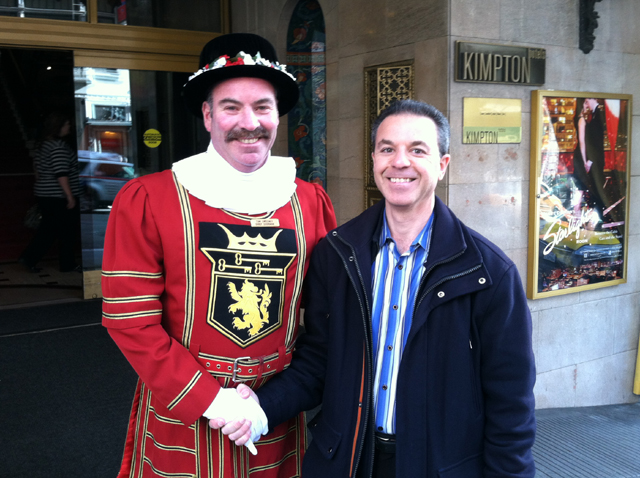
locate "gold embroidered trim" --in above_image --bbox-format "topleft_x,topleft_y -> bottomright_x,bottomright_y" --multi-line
149,406 -> 196,429
286,192 -> 306,347
167,371 -> 202,411
102,270 -> 163,278
142,457 -> 194,477
103,295 -> 160,304
249,449 -> 297,473
103,310 -> 162,320
146,431 -> 196,454
136,386 -> 152,478
173,172 -> 197,349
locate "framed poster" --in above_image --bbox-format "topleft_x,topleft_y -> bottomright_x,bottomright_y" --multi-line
527,91 -> 632,299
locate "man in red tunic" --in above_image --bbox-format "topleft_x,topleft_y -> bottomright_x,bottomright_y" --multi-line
102,33 -> 336,478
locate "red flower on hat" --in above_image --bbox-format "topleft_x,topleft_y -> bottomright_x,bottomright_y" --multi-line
226,57 -> 245,66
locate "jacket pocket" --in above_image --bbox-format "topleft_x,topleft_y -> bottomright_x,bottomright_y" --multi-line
307,411 -> 342,461
438,452 -> 482,478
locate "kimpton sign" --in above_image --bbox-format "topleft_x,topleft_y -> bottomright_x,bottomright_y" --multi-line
455,41 -> 546,85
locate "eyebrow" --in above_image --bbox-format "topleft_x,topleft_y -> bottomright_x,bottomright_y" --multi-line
218,97 -> 276,106
376,138 -> 431,152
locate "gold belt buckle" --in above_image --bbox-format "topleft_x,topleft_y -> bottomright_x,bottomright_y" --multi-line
232,356 -> 251,382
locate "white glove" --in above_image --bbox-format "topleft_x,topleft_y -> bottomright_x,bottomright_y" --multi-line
204,388 -> 268,455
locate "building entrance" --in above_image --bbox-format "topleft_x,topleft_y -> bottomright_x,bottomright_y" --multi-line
0,47 -> 208,308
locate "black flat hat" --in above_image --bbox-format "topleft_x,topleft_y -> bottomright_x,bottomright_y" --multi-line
183,33 -> 299,118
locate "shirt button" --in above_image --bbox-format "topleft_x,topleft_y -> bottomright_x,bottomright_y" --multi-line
479,277 -> 486,284
382,384 -> 388,390
378,426 -> 383,431
398,264 -> 403,270
437,291 -> 445,298
387,345 -> 393,351
392,304 -> 398,310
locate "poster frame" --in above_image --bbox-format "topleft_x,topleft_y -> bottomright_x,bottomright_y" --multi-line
527,90 -> 632,299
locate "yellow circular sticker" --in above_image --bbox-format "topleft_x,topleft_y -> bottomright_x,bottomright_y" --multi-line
143,129 -> 162,148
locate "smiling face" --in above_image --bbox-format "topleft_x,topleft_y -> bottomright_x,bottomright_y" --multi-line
202,77 -> 279,173
372,113 -> 450,217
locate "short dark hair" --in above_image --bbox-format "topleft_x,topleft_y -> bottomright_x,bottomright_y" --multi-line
42,112 -> 69,139
371,99 -> 450,157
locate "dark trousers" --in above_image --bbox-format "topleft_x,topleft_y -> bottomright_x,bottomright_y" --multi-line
21,196 -> 79,271
373,432 -> 396,478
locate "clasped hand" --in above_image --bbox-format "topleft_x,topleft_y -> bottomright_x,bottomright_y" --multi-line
206,384 -> 265,455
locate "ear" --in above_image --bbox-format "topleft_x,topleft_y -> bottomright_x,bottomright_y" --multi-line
438,154 -> 451,180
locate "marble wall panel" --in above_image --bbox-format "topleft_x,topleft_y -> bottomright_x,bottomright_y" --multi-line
326,118 -> 339,179
574,351 -> 639,406
534,365 -> 576,409
623,234 -> 640,290
499,0 -> 577,47
628,176 -> 640,236
413,37 -> 449,114
623,54 -> 640,116
386,0 -> 448,47
632,117 -> 640,177
526,290 -> 582,313
450,0 -> 501,39
337,0 -> 386,58
448,181 -> 528,251
337,55 -> 365,120
596,1 -> 640,54
338,117 -> 364,179
506,246 -> 528,286
613,292 -> 640,354
336,177 -> 366,225
536,300 -> 615,373
322,0 -> 340,64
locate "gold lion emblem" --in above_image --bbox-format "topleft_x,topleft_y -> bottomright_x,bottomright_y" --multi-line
227,279 -> 272,337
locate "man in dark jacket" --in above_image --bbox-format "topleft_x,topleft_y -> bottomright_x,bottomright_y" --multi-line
221,99 -> 536,477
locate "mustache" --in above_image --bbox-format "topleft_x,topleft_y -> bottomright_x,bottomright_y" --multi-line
226,127 -> 270,142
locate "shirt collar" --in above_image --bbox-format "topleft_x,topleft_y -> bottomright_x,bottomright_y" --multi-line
377,208 -> 434,254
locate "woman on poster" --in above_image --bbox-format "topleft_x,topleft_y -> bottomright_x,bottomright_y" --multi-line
572,97 -> 607,227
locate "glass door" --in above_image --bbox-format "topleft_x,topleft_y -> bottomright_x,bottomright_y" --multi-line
75,66 -> 209,298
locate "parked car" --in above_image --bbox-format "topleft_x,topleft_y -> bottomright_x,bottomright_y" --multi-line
78,151 -> 136,211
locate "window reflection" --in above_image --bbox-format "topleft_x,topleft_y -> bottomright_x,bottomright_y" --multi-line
0,0 -> 87,21
97,0 -> 222,31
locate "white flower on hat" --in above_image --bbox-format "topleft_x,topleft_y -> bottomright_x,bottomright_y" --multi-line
212,56 -> 227,69
239,52 -> 256,65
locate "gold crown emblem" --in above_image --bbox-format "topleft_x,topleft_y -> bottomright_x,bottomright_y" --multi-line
219,224 -> 282,252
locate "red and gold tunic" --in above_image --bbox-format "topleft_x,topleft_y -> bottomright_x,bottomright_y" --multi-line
102,169 -> 336,477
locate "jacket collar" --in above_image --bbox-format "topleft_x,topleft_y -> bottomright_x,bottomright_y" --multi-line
332,196 -> 484,288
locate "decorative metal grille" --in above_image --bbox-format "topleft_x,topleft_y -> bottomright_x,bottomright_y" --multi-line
364,61 -> 413,207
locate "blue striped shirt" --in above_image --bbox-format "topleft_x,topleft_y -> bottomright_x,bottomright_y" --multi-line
370,211 -> 433,433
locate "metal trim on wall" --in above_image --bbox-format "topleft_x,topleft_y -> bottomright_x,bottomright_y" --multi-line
363,60 -> 414,208
0,0 -> 228,72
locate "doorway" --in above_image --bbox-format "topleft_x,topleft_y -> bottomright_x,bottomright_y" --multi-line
0,47 -> 208,308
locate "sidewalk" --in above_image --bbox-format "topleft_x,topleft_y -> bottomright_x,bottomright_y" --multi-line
533,401 -> 640,477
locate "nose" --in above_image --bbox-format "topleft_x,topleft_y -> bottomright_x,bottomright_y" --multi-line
391,148 -> 411,168
237,107 -> 260,130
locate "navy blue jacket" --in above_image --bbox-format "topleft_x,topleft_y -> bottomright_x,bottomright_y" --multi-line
258,198 -> 536,477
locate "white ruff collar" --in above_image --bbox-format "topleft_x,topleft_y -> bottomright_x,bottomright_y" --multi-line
172,143 -> 297,214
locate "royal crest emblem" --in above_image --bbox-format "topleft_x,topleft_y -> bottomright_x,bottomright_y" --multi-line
228,279 -> 271,336
200,222 -> 296,347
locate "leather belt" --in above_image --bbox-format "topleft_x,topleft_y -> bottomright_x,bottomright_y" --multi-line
374,432 -> 396,454
198,345 -> 292,383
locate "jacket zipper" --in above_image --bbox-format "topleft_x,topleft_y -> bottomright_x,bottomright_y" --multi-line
414,248 -> 483,314
331,236 -> 483,477
328,233 -> 374,478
